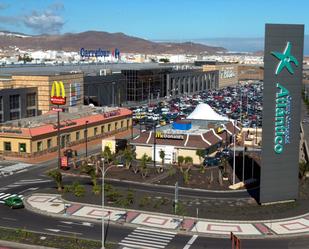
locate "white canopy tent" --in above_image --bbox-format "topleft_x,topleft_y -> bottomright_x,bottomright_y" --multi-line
187,103 -> 230,121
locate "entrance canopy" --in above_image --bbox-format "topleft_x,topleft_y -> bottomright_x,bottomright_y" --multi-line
187,103 -> 229,121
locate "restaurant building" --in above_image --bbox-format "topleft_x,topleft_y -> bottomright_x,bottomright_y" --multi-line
131,120 -> 240,165
0,106 -> 132,157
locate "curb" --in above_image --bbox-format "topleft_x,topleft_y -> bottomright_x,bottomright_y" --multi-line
61,171 -> 256,195
0,240 -> 58,249
24,193 -> 309,239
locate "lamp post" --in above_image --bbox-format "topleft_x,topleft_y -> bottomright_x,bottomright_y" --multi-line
233,120 -> 236,185
99,159 -> 117,249
85,121 -> 89,158
57,104 -> 61,169
112,82 -> 115,107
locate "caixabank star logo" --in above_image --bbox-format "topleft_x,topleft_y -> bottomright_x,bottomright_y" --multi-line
51,81 -> 66,105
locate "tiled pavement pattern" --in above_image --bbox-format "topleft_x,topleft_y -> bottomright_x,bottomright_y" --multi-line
26,194 -> 309,238
119,227 -> 176,249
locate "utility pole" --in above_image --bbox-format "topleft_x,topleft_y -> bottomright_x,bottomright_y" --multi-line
233,120 -> 236,185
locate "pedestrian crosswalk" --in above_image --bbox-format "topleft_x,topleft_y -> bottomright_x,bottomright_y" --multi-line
119,227 -> 176,249
0,192 -> 24,203
0,178 -> 51,191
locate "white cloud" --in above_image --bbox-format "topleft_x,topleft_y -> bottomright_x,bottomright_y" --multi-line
23,11 -> 64,34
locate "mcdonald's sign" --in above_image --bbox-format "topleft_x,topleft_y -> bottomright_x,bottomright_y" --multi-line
51,81 -> 66,105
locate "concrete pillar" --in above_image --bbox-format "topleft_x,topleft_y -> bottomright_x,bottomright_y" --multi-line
166,74 -> 170,97
187,77 -> 191,94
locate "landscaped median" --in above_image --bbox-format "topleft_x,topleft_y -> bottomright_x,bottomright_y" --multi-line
24,193 -> 309,239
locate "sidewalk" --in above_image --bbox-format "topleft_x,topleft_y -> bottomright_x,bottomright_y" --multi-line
25,193 -> 309,239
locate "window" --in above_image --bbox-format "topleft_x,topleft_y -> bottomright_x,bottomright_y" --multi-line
76,131 -> 80,140
26,93 -> 36,107
101,125 -> 104,134
108,124 -> 111,132
9,94 -> 20,109
26,109 -> 36,117
115,122 -> 118,130
37,141 -> 43,152
127,119 -> 130,127
94,127 -> 98,136
121,121 -> 124,128
19,143 -> 26,153
10,111 -> 20,120
4,142 -> 11,151
66,134 -> 71,144
47,139 -> 52,149
84,129 -> 87,140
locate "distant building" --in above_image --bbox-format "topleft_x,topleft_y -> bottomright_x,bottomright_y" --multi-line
203,63 -> 238,88
238,65 -> 264,81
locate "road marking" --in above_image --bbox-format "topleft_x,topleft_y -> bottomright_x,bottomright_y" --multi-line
183,235 -> 198,249
0,193 -> 24,203
2,217 -> 17,221
57,225 -> 72,228
119,227 -> 176,249
3,194 -> 16,200
18,187 -> 39,194
45,228 -> 82,235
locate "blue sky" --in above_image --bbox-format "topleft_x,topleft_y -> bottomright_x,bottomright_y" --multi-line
0,0 -> 308,39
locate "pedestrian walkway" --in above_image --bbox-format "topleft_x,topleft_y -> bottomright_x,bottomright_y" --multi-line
0,178 -> 51,191
0,192 -> 23,204
25,193 -> 309,238
119,227 -> 176,249
0,163 -> 32,177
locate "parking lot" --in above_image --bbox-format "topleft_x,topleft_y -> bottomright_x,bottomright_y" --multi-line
131,81 -> 263,130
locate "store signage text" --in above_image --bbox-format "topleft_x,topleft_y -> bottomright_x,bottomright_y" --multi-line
271,42 -> 298,154
155,131 -> 184,140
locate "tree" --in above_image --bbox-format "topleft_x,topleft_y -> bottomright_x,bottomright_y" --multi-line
47,169 -> 63,192
80,164 -> 97,186
123,146 -> 135,169
178,155 -> 184,167
159,149 -> 165,173
299,160 -> 309,179
196,149 -> 205,165
102,146 -> 113,163
184,156 -> 193,169
140,153 -> 151,178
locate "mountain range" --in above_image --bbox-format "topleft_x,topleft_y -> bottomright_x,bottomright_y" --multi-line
0,31 -> 226,55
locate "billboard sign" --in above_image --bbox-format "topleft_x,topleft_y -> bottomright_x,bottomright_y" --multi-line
51,81 -> 66,105
260,24 -> 304,203
69,83 -> 81,106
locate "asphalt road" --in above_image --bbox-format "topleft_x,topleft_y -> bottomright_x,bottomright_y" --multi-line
0,147 -> 308,248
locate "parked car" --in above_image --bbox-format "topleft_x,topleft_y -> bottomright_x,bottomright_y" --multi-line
203,157 -> 221,167
4,196 -> 24,209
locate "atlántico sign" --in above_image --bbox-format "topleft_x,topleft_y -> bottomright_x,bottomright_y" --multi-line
272,42 -> 298,154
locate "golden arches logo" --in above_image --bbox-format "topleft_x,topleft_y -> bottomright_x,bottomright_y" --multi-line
51,81 -> 66,105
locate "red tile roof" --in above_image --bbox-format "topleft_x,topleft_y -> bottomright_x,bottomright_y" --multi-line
0,108 -> 132,138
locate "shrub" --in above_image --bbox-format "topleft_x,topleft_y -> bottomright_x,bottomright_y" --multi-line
92,185 -> 102,195
139,196 -> 150,207
74,184 -> 85,197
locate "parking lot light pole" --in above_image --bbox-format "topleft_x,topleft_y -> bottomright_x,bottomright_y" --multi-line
85,121 -> 89,158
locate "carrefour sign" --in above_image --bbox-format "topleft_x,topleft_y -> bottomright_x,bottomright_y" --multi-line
272,42 -> 298,154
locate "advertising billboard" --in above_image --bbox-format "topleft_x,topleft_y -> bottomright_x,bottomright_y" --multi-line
260,24 -> 304,203
69,83 -> 81,106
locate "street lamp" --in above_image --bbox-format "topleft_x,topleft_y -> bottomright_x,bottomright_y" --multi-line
85,121 -> 89,158
99,158 -> 117,249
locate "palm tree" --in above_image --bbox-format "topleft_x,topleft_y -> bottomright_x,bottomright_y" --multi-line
102,146 -> 112,164
196,149 -> 205,165
159,149 -> 165,173
47,169 -> 63,192
140,153 -> 151,178
184,156 -> 193,169
123,146 -> 135,169
81,164 -> 97,186
177,156 -> 184,167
